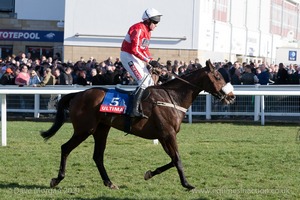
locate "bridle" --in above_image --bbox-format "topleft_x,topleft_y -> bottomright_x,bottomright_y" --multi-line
150,62 -> 231,99
164,68 -> 232,102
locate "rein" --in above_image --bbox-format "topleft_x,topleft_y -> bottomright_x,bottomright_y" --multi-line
151,66 -> 205,113
166,70 -> 200,89
151,67 -> 202,113
151,64 -> 201,89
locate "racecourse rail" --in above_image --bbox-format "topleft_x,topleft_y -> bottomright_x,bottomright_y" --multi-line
1,85 -> 300,146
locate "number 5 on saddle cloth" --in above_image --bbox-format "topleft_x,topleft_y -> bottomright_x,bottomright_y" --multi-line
99,88 -> 133,115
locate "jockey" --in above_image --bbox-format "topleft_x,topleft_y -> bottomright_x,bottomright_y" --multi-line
120,8 -> 162,118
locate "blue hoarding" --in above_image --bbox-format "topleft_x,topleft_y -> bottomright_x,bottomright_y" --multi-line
0,29 -> 63,42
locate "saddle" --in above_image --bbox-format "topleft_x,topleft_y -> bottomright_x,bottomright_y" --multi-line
114,86 -> 135,95
115,86 -> 150,99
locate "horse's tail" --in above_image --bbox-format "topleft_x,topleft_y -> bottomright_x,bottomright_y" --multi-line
40,92 -> 78,141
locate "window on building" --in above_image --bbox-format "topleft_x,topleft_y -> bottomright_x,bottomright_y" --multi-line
271,0 -> 299,40
270,0 -> 282,35
0,0 -> 15,18
282,1 -> 298,40
0,46 -> 13,59
26,46 -> 53,61
213,0 -> 229,22
42,47 -> 54,59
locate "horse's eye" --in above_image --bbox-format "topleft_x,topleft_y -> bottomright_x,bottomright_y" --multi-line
214,73 -> 221,80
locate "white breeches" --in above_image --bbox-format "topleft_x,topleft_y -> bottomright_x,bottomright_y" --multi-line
120,51 -> 153,89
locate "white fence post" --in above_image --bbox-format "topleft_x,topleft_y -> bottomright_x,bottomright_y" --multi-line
206,94 -> 212,120
1,94 -> 7,146
188,106 -> 192,124
34,94 -> 40,118
260,95 -> 265,125
254,95 -> 260,121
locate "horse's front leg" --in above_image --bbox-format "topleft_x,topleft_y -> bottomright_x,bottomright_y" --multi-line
145,135 -> 195,190
173,151 -> 195,190
93,124 -> 118,189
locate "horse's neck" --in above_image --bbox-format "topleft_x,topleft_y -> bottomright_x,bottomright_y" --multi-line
160,70 -> 205,108
159,84 -> 201,109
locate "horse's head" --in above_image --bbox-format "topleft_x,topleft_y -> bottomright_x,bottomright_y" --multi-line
204,60 -> 235,104
148,61 -> 166,86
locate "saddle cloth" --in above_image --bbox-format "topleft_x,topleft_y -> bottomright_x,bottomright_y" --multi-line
99,88 -> 132,114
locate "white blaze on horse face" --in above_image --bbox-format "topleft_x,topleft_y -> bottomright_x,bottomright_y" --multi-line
222,83 -> 234,95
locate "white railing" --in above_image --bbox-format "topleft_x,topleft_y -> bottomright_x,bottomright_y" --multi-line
1,85 -> 300,146
188,85 -> 300,125
0,85 -> 93,146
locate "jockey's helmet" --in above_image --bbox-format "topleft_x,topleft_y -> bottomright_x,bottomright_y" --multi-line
142,8 -> 162,23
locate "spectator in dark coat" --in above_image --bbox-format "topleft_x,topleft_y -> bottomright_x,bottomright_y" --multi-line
76,70 -> 88,85
91,66 -> 106,85
276,63 -> 288,84
218,64 -> 231,83
257,64 -> 270,85
0,68 -> 14,85
53,68 -> 68,85
102,65 -> 119,85
240,65 -> 259,85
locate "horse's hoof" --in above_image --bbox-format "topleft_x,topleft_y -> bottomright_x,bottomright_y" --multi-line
50,178 -> 59,188
104,181 -> 119,190
109,184 -> 119,190
186,184 -> 195,190
144,170 -> 152,180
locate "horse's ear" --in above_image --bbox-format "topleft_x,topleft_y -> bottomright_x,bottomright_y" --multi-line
205,60 -> 209,67
206,59 -> 215,72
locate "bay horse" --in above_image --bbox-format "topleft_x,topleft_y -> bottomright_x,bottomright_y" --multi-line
41,60 -> 235,190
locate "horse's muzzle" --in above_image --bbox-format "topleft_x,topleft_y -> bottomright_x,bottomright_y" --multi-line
215,83 -> 235,105
221,92 -> 235,104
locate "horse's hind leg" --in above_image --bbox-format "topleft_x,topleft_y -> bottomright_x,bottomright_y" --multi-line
50,134 -> 89,188
92,124 -> 118,189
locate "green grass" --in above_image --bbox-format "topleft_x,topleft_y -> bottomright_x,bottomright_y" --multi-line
0,121 -> 299,199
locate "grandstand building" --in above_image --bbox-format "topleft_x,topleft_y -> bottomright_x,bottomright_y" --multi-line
0,0 -> 300,64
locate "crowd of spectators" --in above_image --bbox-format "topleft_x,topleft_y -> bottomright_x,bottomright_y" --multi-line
0,53 -> 200,87
0,53 -> 132,87
0,52 -> 299,87
216,60 -> 300,85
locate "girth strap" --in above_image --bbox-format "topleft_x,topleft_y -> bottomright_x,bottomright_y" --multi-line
156,101 -> 187,113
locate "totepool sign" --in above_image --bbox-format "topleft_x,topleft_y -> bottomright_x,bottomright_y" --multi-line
0,29 -> 63,42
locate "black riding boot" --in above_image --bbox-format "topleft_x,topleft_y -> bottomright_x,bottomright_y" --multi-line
130,88 -> 148,118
